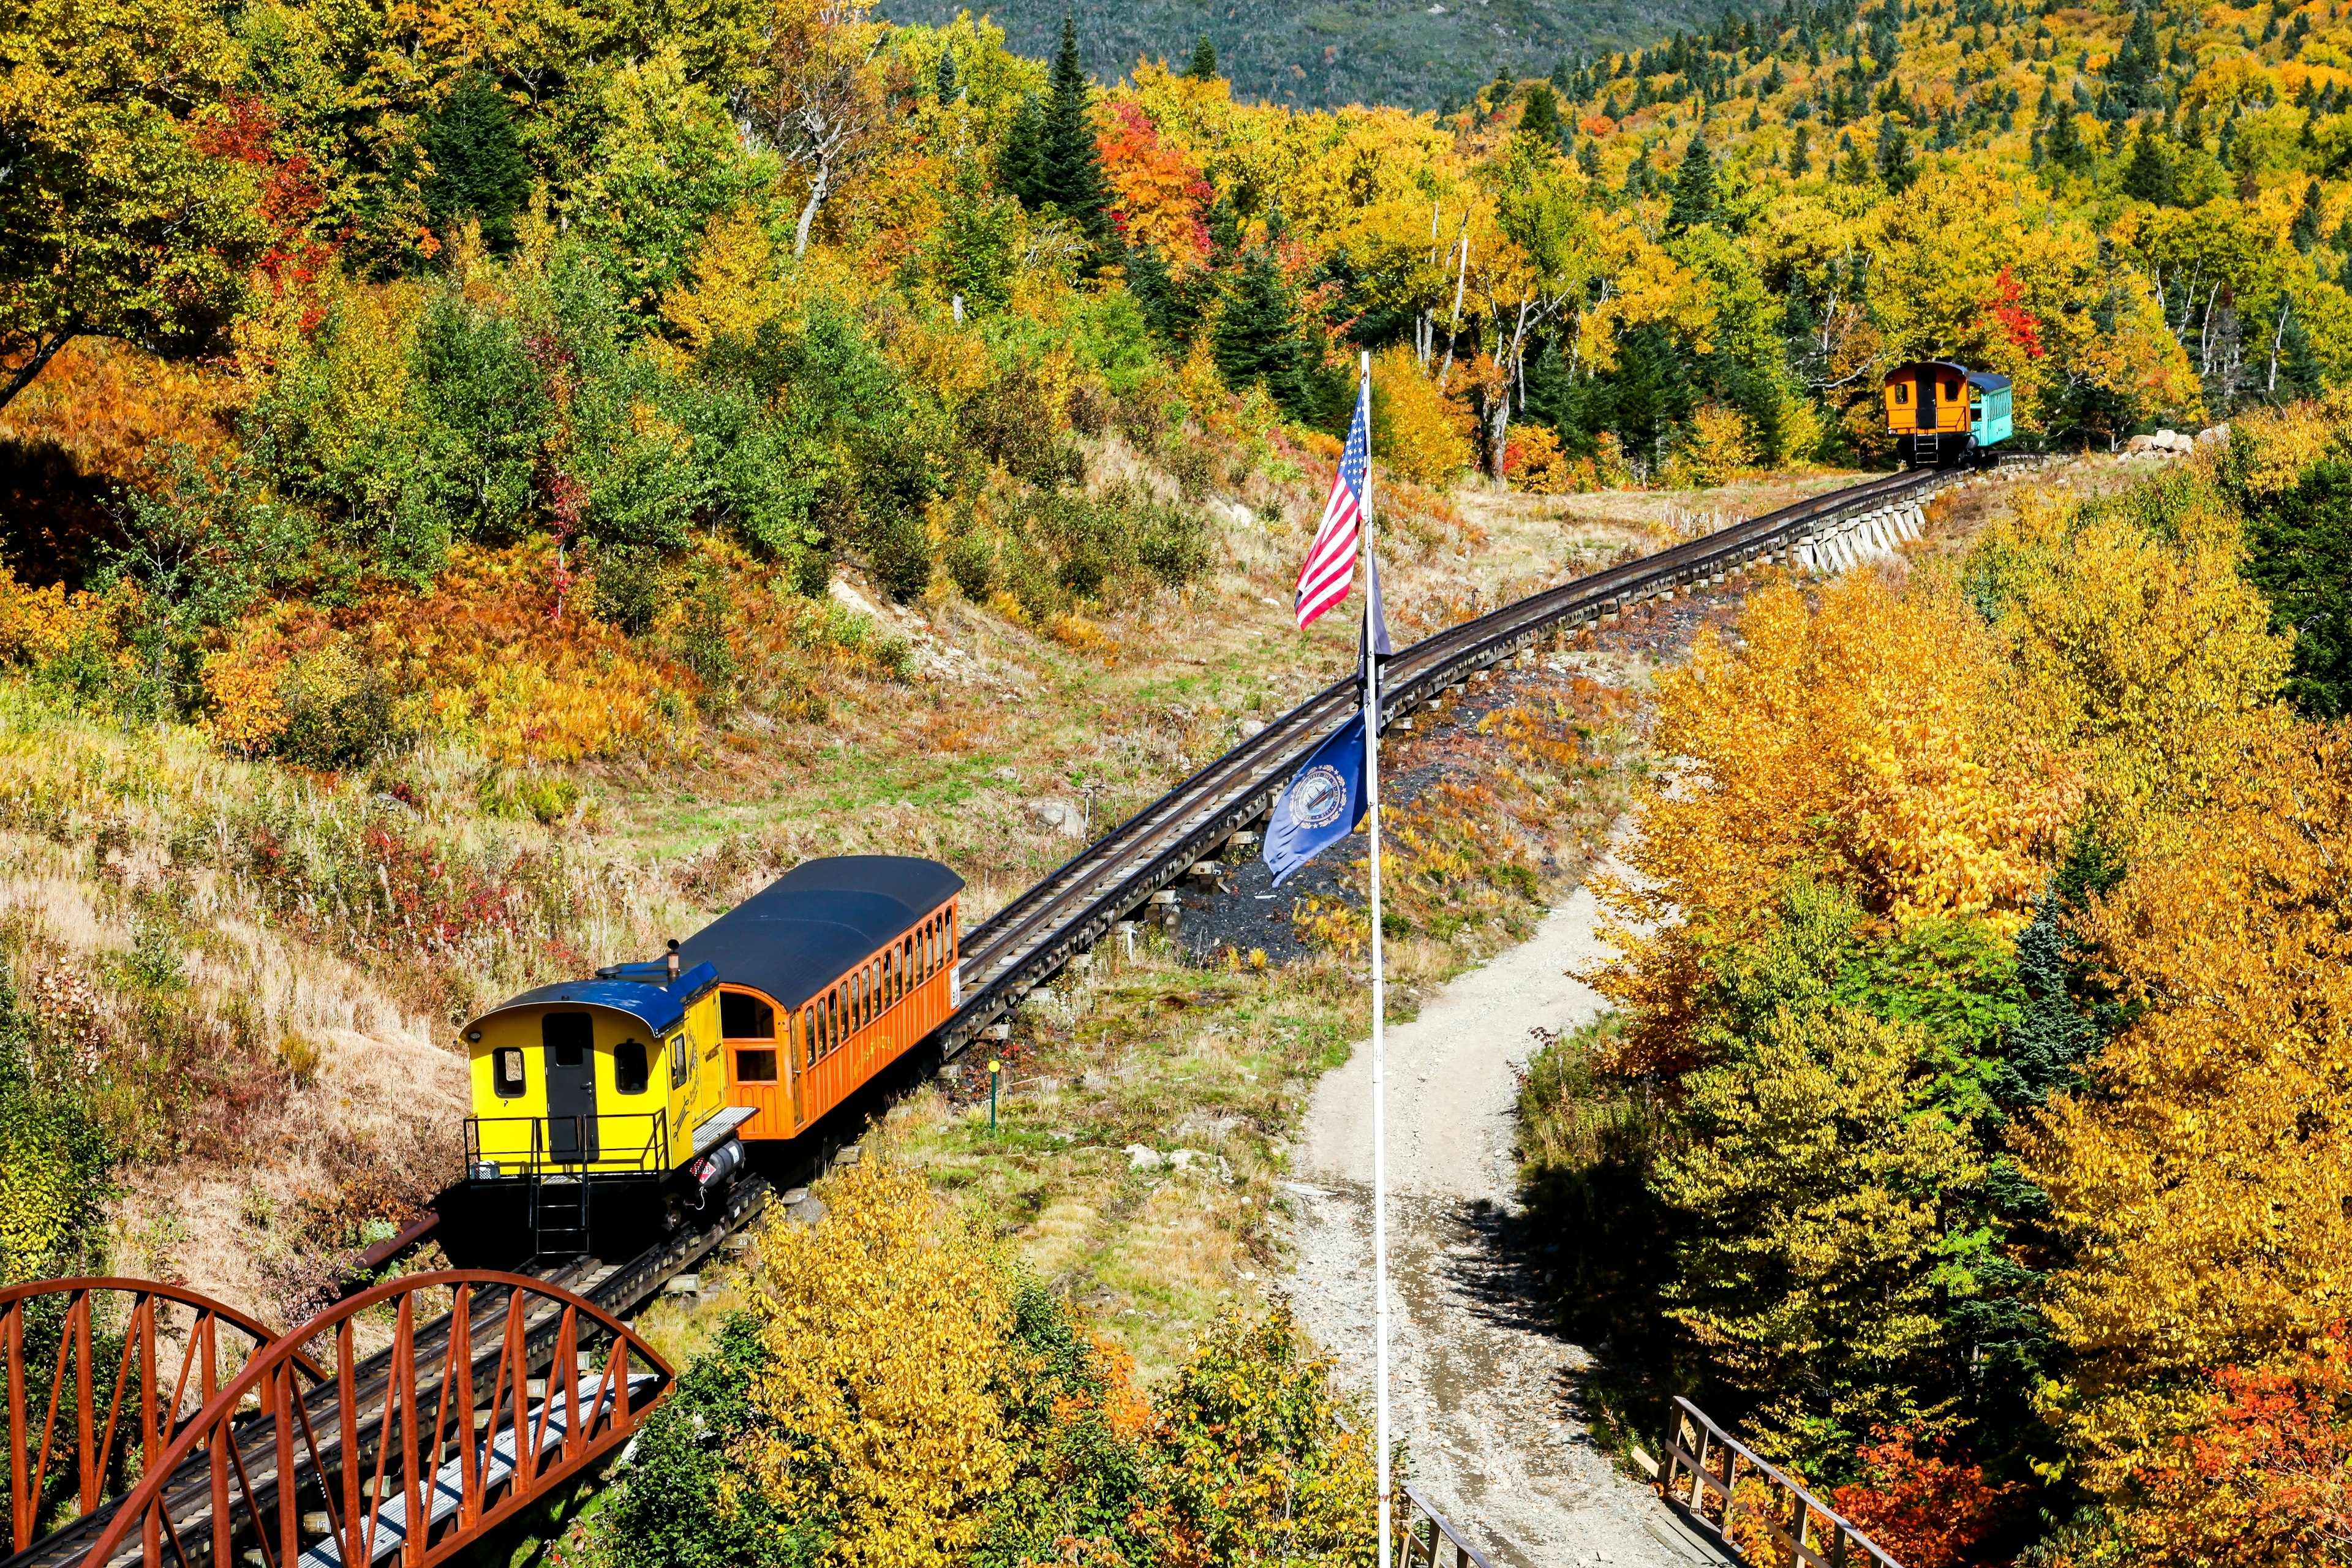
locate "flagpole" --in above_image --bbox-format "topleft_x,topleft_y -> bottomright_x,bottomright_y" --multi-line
1359,347 -> 1392,1568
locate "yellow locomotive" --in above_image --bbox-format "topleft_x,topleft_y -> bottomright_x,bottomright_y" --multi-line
456,855 -> 962,1257
1883,359 -> 2013,467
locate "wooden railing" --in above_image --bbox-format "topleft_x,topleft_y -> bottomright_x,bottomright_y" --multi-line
1661,1397 -> 1903,1568
1398,1481 -> 1497,1568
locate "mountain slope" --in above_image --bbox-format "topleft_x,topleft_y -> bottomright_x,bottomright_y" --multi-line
876,0 -> 1723,110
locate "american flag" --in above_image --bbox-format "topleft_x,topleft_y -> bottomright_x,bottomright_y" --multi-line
1294,380 -> 1371,630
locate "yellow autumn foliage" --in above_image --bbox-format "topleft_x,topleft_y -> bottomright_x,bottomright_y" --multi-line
1663,404 -> 1758,489
0,566 -> 118,665
1973,482 -> 2291,850
740,1163 -> 1016,1568
664,206 -> 791,353
1594,574 -> 2077,1074
1368,342 -> 1476,485
2021,724 -> 2352,1496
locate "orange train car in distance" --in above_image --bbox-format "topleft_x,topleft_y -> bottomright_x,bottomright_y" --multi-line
680,855 -> 963,1142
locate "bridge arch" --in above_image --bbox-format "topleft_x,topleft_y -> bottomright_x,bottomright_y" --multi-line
74,1270 -> 671,1568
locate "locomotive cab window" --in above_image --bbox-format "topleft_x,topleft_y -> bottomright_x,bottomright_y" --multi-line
494,1048 -> 527,1098
668,1033 -> 690,1088
736,1048 -> 778,1082
614,1039 -> 650,1095
722,992 -> 775,1039
1894,383 -> 1909,404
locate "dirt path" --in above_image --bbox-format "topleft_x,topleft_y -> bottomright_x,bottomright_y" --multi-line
1284,864 -> 1729,1568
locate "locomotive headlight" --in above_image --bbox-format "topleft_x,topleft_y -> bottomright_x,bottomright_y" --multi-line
470,1161 -> 501,1181
466,1029 -> 483,1043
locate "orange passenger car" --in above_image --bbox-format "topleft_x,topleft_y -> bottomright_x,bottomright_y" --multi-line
679,855 -> 963,1141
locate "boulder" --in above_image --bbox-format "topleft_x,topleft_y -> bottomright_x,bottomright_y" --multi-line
1026,797 -> 1085,837
1126,1144 -> 1165,1172
2197,424 -> 2232,447
2154,428 -> 2179,449
2125,433 -> 2157,454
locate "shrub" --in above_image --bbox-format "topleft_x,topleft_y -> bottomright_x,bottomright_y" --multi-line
740,1163 -> 1017,1568
273,644 -> 416,769
1368,344 -> 1476,486
1664,404 -> 1758,489
0,964 -> 111,1285
1137,1301 -> 1378,1566
606,1313 -> 822,1568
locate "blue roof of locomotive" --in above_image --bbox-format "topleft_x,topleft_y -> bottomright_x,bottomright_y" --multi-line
469,962 -> 720,1038
676,856 -> 964,1012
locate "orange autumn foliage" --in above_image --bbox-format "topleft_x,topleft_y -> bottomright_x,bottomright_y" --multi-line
361,546 -> 695,765
1593,574 -> 2077,1075
1,339 -> 245,480
1830,1429 -> 2022,1568
1099,100 -> 1211,268
0,567 -> 119,665
2117,1327 -> 2352,1567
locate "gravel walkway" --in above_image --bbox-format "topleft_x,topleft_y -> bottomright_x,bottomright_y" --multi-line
1284,862 -> 1733,1568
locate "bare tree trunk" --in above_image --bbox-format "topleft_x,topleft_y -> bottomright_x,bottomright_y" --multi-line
1438,225 -> 1471,390
2200,279 -> 2222,378
794,156 -> 834,257
2269,295 -> 2291,394
0,322 -> 80,417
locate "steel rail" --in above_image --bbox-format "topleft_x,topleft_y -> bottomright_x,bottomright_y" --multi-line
5,1179 -> 768,1568
935,466 -> 1959,1059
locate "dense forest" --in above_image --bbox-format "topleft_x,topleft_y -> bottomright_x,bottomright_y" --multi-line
13,0 -> 2352,1561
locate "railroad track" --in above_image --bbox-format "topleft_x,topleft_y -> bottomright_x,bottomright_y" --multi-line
6,1180 -> 769,1568
936,464 -> 1980,1058
9,459 -> 2027,1568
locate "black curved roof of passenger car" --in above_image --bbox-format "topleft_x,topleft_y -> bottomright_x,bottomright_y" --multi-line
677,856 -> 965,1012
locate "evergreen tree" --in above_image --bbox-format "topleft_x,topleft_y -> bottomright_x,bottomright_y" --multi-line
2120,124 -> 2175,203
1666,132 -> 1719,233
1482,64 -> 1513,120
2043,101 -> 2088,172
1204,192 -> 1243,268
936,45 -> 961,102
1124,243 -> 1200,350
422,72 -> 533,249
1624,143 -> 1654,195
1763,58 -> 1785,93
1039,15 -> 1118,269
1187,34 -> 1217,79
1835,130 -> 1874,183
2109,6 -> 2158,105
1213,247 -> 1311,418
2237,450 -> 2352,717
1517,83 -> 1566,153
2293,178 -> 2327,252
997,92 -> 1049,208
1577,138 -> 1604,178
1874,118 -> 1916,192
1789,123 -> 1812,175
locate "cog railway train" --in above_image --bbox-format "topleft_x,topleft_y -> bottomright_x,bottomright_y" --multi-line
450,855 -> 962,1258
1882,358 -> 2014,467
